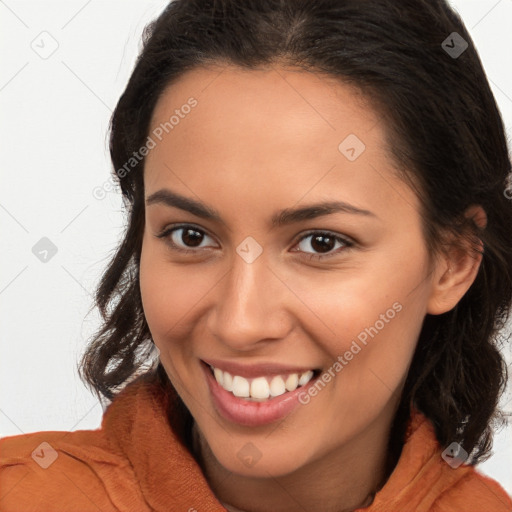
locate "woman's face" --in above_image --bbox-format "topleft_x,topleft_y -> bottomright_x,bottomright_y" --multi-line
139,65 -> 440,477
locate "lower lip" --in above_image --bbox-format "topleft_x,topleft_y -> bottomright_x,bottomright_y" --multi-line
202,362 -> 319,427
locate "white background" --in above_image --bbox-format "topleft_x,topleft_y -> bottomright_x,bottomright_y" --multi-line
1,0 -> 511,496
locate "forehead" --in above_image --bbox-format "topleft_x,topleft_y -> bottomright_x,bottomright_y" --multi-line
148,64 -> 382,153
143,65 -> 418,225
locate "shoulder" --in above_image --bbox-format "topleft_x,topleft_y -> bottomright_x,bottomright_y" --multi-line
371,410 -> 512,512
430,465 -> 512,512
0,428 -> 148,512
0,376 -> 175,512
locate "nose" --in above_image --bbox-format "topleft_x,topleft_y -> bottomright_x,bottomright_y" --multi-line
207,248 -> 293,351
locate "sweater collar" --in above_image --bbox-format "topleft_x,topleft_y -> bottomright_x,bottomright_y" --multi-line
102,375 -> 224,511
101,374 -> 473,512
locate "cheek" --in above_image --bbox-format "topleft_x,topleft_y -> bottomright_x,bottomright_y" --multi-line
286,246 -> 430,406
291,282 -> 425,444
139,240 -> 209,393
139,238 -> 210,339
286,266 -> 427,358
139,255 -> 171,337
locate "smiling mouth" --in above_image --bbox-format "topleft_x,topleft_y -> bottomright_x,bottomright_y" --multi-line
207,364 -> 322,401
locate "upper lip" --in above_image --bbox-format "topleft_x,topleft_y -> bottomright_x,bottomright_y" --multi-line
202,358 -> 319,378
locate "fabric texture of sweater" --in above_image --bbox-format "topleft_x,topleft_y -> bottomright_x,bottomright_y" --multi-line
1,375 -> 511,512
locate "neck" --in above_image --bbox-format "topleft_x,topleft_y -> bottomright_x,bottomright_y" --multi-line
191,406 -> 398,512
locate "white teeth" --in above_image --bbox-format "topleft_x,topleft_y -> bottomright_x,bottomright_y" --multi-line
269,376 -> 286,397
223,372 -> 233,392
232,375 -> 250,397
210,365 -> 317,400
285,373 -> 299,392
250,377 -> 270,399
299,370 -> 314,386
213,367 -> 224,386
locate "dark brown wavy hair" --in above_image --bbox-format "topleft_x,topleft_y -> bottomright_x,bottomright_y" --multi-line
78,0 -> 512,465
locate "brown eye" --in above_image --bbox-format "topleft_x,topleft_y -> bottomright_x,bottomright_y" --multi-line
293,231 -> 354,260
310,234 -> 336,253
156,224 -> 217,253
177,227 -> 204,247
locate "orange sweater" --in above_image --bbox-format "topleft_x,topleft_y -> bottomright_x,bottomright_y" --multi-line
1,376 -> 511,512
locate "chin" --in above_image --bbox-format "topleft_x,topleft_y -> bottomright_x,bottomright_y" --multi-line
204,429 -> 317,479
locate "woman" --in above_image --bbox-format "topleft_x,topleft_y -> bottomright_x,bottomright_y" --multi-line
1,0 -> 511,510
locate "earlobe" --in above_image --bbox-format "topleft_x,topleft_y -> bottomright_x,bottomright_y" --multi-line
466,204 -> 487,230
427,205 -> 486,315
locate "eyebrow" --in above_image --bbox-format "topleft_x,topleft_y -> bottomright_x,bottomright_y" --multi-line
146,188 -> 377,228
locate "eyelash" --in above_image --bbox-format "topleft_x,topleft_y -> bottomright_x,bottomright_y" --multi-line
155,223 -> 355,260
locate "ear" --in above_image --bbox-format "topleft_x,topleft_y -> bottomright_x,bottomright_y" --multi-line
427,205 -> 486,315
